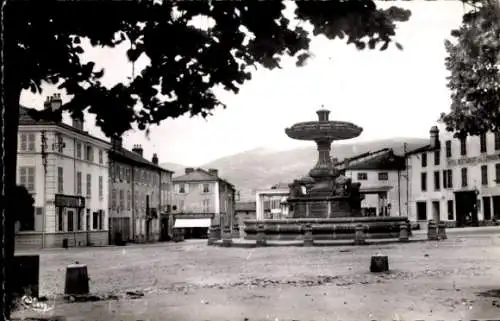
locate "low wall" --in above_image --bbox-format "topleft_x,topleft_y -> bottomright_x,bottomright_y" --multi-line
16,231 -> 109,249
243,217 -> 410,241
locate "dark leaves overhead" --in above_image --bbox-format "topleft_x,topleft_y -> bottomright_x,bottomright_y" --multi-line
440,0 -> 500,137
4,0 -> 411,138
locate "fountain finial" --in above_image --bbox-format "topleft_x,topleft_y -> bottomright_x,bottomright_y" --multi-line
316,108 -> 330,122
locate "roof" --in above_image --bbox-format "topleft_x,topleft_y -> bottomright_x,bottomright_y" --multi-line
173,168 -> 235,188
20,106 -> 172,173
405,144 -> 437,156
19,106 -> 110,146
270,182 -> 291,189
343,149 -> 406,171
109,148 -> 173,173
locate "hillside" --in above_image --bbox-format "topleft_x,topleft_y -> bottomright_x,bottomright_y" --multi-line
162,137 -> 428,201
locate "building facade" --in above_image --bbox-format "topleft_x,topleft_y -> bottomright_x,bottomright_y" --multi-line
407,125 -> 500,228
172,168 -> 236,238
108,139 -> 174,244
338,148 -> 408,217
16,95 -> 110,249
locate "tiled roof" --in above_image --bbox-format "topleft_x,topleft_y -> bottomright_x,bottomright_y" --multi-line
19,106 -> 110,146
343,149 -> 406,171
173,168 -> 235,188
20,106 -> 172,173
405,144 -> 436,156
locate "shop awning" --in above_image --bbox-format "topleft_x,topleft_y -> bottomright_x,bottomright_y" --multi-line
174,218 -> 211,228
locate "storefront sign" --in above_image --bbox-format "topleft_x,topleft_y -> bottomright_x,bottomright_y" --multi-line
55,194 -> 85,208
447,153 -> 500,167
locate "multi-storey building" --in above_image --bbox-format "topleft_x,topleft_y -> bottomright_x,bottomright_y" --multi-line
16,95 -> 110,249
172,168 -> 236,238
407,125 -> 500,228
108,139 -> 174,244
337,148 -> 408,217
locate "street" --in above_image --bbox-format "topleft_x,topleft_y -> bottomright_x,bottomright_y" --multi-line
13,230 -> 500,321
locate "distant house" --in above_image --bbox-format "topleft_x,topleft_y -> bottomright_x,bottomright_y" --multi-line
335,148 -> 407,217
172,168 -> 236,239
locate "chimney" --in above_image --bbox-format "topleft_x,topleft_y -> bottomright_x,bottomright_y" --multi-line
50,93 -> 62,110
152,153 -> 159,165
430,125 -> 440,149
185,167 -> 194,174
71,113 -> 84,131
111,135 -> 123,150
132,144 -> 144,157
208,168 -> 219,177
44,96 -> 51,109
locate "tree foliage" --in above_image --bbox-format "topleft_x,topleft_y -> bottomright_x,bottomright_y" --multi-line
440,0 -> 500,137
4,0 -> 410,138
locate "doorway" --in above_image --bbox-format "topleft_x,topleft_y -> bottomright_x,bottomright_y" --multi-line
493,196 -> 500,220
483,196 -> 492,220
160,216 -> 170,241
432,201 -> 440,222
455,191 -> 478,227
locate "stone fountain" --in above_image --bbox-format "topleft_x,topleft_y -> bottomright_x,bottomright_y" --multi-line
243,109 -> 410,243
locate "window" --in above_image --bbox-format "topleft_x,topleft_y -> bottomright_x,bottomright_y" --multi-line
77,211 -> 82,231
76,142 -> 82,159
127,190 -> 131,210
357,172 -> 368,180
421,172 -> 427,192
19,133 -> 36,151
483,196 -> 492,220
86,174 -> 91,197
111,189 -> 117,210
76,172 -> 82,195
434,150 -> 440,166
481,165 -> 488,186
202,199 -> 210,212
496,164 -> 500,184
19,167 -> 35,192
119,190 -> 125,210
421,153 -> 427,167
98,176 -> 103,198
416,201 -> 427,221
99,150 -> 103,164
460,136 -> 467,156
99,210 -> 104,230
179,184 -> 186,193
378,172 -> 388,181
58,208 -> 63,231
67,211 -> 74,232
445,140 -> 452,158
495,132 -> 500,150
480,133 -> 487,153
434,171 -> 440,191
443,169 -> 453,189
57,167 -> 64,193
202,183 -> 210,193
447,200 -> 454,220
93,212 -> 98,229
84,145 -> 94,162
461,168 -> 468,187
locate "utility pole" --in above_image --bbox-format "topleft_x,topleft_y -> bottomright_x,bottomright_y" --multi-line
404,142 -> 410,218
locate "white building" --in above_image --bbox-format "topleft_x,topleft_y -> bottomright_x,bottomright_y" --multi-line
16,95 -> 110,248
338,149 -> 408,217
407,125 -> 500,228
255,183 -> 290,220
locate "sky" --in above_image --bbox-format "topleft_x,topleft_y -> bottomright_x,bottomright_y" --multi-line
20,1 -> 467,166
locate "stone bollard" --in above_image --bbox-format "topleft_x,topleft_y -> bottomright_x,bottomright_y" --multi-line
437,222 -> 447,240
256,224 -> 267,247
354,224 -> 366,245
427,220 -> 438,241
222,227 -> 233,247
64,262 -> 89,296
370,253 -> 389,273
399,222 -> 409,242
303,224 -> 314,247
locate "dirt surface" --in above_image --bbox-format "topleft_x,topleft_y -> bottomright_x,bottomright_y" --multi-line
12,234 -> 500,321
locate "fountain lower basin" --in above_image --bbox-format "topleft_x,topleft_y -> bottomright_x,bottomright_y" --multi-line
243,216 -> 411,241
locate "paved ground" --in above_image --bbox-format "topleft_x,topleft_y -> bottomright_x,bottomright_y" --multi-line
12,229 -> 500,321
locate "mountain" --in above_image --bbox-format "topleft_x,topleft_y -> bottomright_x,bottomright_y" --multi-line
162,137 -> 428,201
159,162 -> 187,175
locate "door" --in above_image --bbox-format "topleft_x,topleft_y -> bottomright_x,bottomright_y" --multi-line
432,201 -> 440,223
455,191 -> 478,227
483,196 -> 492,220
416,201 -> 427,221
493,196 -> 500,220
160,216 -> 170,241
67,210 -> 74,232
